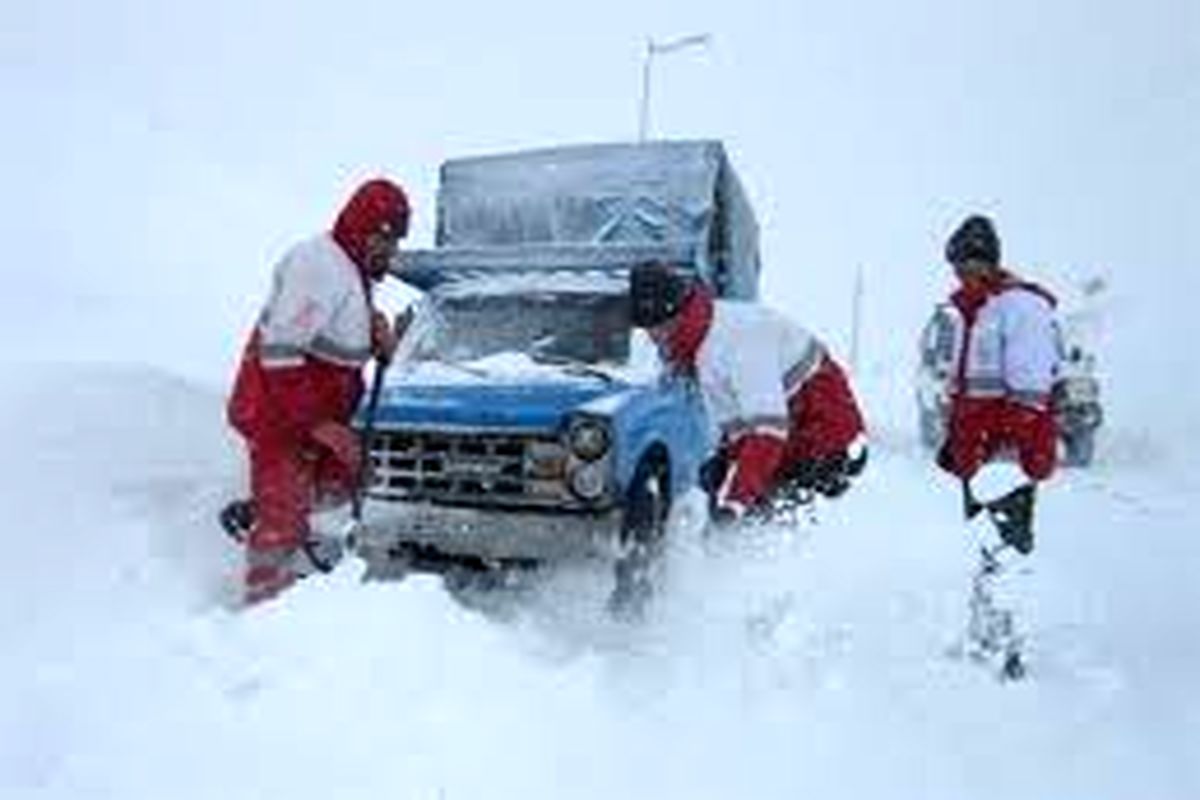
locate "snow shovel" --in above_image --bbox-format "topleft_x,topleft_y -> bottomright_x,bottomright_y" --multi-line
341,352 -> 390,553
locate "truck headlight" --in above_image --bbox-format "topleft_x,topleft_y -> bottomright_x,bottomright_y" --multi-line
569,461 -> 608,500
568,417 -> 610,461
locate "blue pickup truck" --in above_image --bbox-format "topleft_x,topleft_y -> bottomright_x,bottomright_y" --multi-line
353,140 -> 761,613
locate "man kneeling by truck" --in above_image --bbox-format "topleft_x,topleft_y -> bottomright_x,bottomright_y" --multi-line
629,260 -> 868,524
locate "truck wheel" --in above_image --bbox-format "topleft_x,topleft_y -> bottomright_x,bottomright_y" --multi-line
1062,431 -> 1096,467
609,457 -> 670,621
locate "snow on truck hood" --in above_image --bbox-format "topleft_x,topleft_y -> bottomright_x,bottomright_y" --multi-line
390,350 -> 637,385
371,352 -> 642,430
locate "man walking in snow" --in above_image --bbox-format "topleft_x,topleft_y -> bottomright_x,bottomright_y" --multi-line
629,261 -> 868,524
935,214 -> 1060,679
225,178 -> 410,605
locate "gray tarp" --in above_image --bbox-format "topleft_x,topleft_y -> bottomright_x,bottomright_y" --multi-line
416,140 -> 759,299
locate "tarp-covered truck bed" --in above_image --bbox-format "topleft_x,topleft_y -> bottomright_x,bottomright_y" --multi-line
395,140 -> 760,299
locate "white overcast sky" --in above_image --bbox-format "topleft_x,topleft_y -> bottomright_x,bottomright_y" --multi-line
2,0 -> 1196,434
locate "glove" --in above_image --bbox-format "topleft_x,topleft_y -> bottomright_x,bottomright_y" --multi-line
370,310 -> 399,365
809,452 -> 859,498
812,470 -> 850,498
308,421 -> 362,478
778,453 -> 858,499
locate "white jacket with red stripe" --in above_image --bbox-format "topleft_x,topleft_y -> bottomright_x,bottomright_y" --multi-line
695,301 -> 827,446
227,234 -> 374,442
257,233 -> 373,370
950,284 -> 1058,410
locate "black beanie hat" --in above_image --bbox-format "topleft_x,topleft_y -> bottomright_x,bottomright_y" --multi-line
945,215 -> 1001,266
630,261 -> 689,328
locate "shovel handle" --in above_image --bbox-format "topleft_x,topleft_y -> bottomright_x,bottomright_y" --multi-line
351,357 -> 389,522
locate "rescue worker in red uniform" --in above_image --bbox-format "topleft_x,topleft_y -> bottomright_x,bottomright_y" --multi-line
226,178 -> 409,604
629,261 -> 868,523
935,214 -> 1060,681
937,214 -> 1060,497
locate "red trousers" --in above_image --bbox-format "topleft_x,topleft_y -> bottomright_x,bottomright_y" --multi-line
242,432 -> 356,603
945,397 -> 1057,481
245,432 -> 357,552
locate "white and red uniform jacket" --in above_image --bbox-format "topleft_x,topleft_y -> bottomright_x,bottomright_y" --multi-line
228,233 -> 372,444
941,270 -> 1060,481
662,287 -> 866,514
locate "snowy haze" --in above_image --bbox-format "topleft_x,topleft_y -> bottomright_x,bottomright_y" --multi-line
3,1 -> 1199,798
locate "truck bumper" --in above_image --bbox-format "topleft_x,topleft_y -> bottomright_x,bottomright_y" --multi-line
356,501 -> 624,563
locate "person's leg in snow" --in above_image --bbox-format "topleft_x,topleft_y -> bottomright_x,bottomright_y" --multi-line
966,537 -> 1028,680
219,497 -> 256,543
227,438 -> 355,604
961,463 -> 1037,681
222,450 -> 357,540
243,437 -> 312,605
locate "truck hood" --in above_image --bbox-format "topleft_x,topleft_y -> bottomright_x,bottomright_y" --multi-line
369,377 -> 633,431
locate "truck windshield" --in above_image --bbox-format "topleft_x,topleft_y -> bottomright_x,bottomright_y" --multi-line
410,290 -> 631,365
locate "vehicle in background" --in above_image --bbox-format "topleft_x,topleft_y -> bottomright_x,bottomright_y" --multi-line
1052,335 -> 1103,466
915,302 -> 958,453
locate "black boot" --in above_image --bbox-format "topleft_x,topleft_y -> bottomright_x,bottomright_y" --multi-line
219,499 -> 256,544
986,484 -> 1036,555
1002,650 -> 1027,682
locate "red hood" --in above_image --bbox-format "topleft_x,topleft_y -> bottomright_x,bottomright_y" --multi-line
331,178 -> 410,270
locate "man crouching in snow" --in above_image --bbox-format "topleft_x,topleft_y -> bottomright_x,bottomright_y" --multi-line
935,214 -> 1060,680
225,178 -> 409,605
628,261 -> 868,525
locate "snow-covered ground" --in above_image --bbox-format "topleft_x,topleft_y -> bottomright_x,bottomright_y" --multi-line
2,361 -> 1197,799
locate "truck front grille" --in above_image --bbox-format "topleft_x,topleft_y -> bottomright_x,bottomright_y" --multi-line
366,428 -> 579,508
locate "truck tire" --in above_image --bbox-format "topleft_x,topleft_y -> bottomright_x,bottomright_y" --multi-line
609,456 -> 670,621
